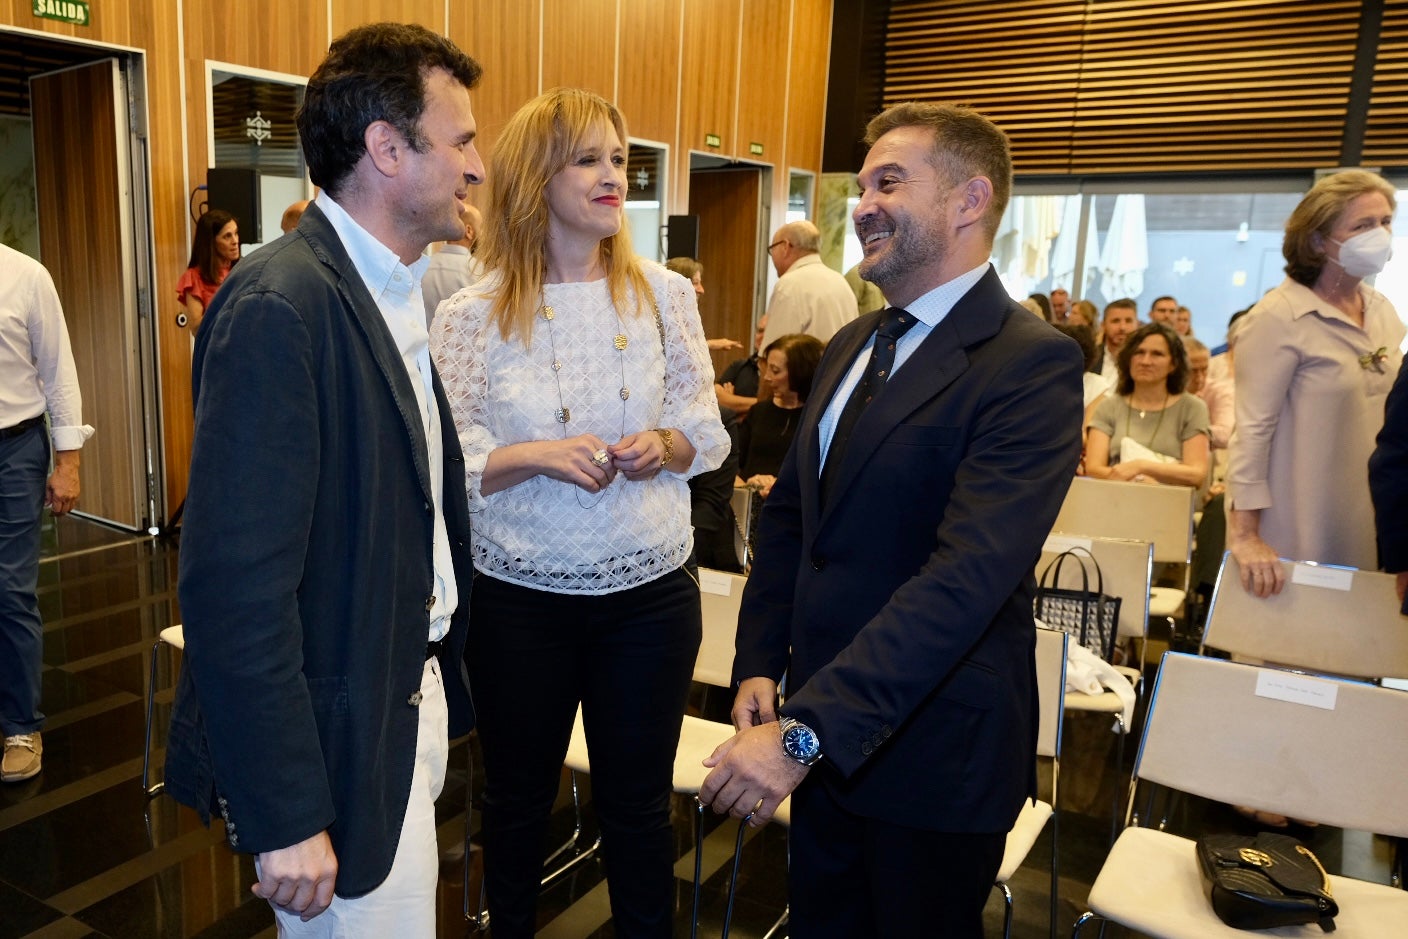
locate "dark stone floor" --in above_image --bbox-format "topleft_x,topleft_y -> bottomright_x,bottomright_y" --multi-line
1,516 -> 1396,938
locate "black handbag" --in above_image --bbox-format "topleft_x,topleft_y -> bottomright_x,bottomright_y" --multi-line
1034,547 -> 1121,661
1196,832 -> 1338,932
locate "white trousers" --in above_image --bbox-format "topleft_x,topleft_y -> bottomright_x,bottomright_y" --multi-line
266,658 -> 449,938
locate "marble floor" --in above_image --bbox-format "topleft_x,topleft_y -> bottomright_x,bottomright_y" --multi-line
0,516 -> 1398,938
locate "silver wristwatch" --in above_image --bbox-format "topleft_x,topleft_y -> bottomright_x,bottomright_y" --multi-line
778,716 -> 823,766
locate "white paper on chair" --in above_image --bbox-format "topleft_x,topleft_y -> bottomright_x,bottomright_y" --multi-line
1255,670 -> 1337,711
1290,562 -> 1353,591
1117,436 -> 1177,466
698,569 -> 733,596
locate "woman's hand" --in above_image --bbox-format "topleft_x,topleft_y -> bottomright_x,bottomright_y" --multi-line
540,435 -> 618,492
1107,459 -> 1149,482
746,474 -> 777,499
1227,506 -> 1285,598
610,430 -> 668,481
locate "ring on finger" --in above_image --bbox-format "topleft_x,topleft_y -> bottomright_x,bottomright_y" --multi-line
590,449 -> 610,467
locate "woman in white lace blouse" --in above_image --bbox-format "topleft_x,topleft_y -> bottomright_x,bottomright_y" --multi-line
430,88 -> 728,938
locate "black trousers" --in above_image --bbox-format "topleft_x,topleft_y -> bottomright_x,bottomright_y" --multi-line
787,778 -> 1007,939
468,567 -> 701,939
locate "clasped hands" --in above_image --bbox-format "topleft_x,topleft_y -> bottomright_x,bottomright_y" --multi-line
550,431 -> 670,492
697,677 -> 809,828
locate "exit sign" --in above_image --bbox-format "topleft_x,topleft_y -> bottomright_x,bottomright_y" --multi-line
33,0 -> 89,25
705,133 -> 721,148
749,142 -> 764,156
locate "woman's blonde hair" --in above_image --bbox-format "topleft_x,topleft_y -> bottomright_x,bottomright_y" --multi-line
479,87 -> 651,343
1283,170 -> 1397,287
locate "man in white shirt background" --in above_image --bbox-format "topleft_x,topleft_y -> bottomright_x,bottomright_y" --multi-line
0,243 -> 94,783
759,219 -> 858,349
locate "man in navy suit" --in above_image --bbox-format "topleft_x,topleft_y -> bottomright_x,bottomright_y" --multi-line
166,23 -> 483,934
1370,359 -> 1408,615
700,103 -> 1084,937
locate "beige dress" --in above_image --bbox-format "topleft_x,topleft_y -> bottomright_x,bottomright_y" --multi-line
1227,277 -> 1405,569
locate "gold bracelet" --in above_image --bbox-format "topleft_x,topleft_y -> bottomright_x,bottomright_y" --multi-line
655,428 -> 675,467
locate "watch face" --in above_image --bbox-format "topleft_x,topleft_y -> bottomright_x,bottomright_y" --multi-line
783,723 -> 820,760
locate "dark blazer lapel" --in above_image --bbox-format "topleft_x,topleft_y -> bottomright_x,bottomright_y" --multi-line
302,205 -> 435,505
817,267 -> 1012,521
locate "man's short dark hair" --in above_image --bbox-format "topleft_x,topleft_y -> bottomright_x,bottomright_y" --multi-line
1150,295 -> 1177,310
297,23 -> 482,196
1102,298 -> 1137,320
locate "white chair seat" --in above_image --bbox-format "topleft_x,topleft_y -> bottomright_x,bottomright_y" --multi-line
996,799 -> 1052,883
1088,825 -> 1408,937
565,708 -> 734,794
1148,586 -> 1185,618
159,624 -> 185,649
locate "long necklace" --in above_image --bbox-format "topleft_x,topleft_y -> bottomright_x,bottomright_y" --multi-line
540,297 -> 630,508
1123,391 -> 1169,452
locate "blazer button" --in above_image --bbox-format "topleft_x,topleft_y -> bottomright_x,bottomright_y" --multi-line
425,595 -> 435,612
881,725 -> 893,738
408,690 -> 424,706
811,557 -> 826,572
228,832 -> 239,848
860,741 -> 873,756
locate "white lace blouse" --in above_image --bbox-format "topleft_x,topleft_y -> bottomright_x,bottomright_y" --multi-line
431,262 -> 729,594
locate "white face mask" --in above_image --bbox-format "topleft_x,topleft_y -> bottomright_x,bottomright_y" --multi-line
1330,226 -> 1393,278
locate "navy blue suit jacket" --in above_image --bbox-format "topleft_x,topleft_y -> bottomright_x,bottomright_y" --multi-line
732,267 -> 1083,833
165,204 -> 475,897
1370,357 -> 1408,615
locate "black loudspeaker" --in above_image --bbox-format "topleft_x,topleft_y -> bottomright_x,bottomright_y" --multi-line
666,214 -> 700,260
206,167 -> 261,243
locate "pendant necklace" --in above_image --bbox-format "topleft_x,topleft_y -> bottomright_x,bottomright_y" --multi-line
1124,392 -> 1169,449
540,297 -> 630,509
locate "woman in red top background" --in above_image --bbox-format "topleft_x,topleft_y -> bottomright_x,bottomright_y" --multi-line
176,209 -> 240,332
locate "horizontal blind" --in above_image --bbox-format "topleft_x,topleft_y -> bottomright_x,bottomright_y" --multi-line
885,0 -> 1087,174
1363,0 -> 1408,166
884,0 -> 1362,175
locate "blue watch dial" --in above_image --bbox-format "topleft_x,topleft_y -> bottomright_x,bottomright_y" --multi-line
783,723 -> 820,761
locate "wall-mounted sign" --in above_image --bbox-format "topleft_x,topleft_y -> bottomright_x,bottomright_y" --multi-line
246,111 -> 271,146
705,134 -> 721,148
749,142 -> 764,156
32,0 -> 89,26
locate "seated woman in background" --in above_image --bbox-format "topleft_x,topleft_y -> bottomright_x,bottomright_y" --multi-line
176,209 -> 239,332
737,332 -> 823,497
1085,322 -> 1210,487
1067,298 -> 1098,327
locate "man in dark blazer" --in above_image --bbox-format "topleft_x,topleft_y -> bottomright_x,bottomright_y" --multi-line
165,24 -> 484,933
699,103 -> 1084,937
1370,358 -> 1408,615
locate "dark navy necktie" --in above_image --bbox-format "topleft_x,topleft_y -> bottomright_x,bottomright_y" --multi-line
820,307 -> 917,506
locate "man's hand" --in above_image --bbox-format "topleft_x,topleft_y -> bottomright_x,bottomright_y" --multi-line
731,677 -> 778,730
699,722 -> 808,827
45,450 -> 80,516
253,831 -> 338,921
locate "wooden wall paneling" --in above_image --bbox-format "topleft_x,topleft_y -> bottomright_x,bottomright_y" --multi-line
332,0 -> 445,37
785,0 -> 832,177
690,168 -> 761,374
617,0 -> 683,150
679,0 -> 741,157
541,0 -> 617,100
32,62 -> 141,528
735,0 -> 789,175
455,0 -> 541,165
203,0 -> 327,78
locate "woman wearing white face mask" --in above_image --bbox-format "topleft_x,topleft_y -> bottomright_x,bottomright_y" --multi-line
1227,170 -> 1405,605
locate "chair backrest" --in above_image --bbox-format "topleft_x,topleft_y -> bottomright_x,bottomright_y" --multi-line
730,486 -> 754,568
1201,553 -> 1408,681
1039,535 -> 1154,639
1052,476 -> 1195,565
1034,626 -> 1068,760
1133,652 -> 1408,837
696,568 -> 747,688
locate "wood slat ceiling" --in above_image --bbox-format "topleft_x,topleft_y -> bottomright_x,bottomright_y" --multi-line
884,0 -> 1362,176
1362,0 -> 1408,166
0,30 -> 113,119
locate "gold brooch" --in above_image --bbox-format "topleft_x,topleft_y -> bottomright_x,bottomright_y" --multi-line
1359,347 -> 1389,373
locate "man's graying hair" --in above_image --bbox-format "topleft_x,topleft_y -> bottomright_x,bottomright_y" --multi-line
863,102 -> 1012,238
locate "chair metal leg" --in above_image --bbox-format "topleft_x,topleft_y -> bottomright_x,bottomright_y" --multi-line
1072,910 -> 1103,937
1109,715 -> 1127,846
998,882 -> 1014,939
1049,804 -> 1061,939
761,906 -> 789,939
141,636 -> 165,798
